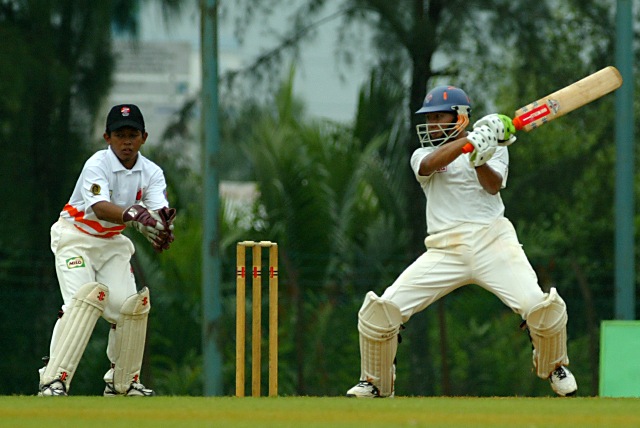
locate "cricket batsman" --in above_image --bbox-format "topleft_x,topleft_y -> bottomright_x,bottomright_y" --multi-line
346,85 -> 578,398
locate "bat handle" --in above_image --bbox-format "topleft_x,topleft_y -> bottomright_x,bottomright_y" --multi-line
461,142 -> 474,153
512,116 -> 525,130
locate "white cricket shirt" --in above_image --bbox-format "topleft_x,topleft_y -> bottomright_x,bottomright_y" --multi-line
410,146 -> 509,234
60,146 -> 169,237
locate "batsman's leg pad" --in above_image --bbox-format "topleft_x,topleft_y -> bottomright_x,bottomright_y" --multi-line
525,287 -> 569,378
112,287 -> 151,393
358,291 -> 402,397
41,282 -> 109,390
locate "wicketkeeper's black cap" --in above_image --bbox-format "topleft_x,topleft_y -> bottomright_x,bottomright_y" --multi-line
106,104 -> 145,133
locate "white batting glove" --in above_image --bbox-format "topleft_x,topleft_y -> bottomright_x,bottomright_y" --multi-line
467,125 -> 498,167
473,114 -> 517,146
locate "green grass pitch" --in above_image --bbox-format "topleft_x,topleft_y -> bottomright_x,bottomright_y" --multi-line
1,396 -> 639,427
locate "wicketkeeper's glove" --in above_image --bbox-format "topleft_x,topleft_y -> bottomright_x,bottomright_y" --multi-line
122,204 -> 174,253
150,207 -> 176,252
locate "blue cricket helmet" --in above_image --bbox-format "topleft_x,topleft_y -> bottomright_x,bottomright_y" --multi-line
415,85 -> 472,116
415,85 -> 472,147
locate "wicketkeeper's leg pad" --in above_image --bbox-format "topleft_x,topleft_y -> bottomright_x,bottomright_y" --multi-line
41,282 -> 109,390
358,291 -> 403,397
525,287 -> 569,378
112,287 -> 151,393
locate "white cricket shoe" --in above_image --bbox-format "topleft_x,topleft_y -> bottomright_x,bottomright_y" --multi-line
549,366 -> 577,396
103,367 -> 155,396
104,381 -> 155,397
125,382 -> 155,396
39,380 -> 68,397
346,381 -> 380,398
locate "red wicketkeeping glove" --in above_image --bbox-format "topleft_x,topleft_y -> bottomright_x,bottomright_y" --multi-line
122,204 -> 167,251
149,207 -> 177,252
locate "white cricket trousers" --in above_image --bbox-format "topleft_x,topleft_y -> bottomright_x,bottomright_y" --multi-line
49,218 -> 137,360
381,217 -> 545,323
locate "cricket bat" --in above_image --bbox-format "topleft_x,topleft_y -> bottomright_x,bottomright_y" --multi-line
461,66 -> 623,153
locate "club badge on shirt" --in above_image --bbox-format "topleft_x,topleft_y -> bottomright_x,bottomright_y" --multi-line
90,184 -> 101,195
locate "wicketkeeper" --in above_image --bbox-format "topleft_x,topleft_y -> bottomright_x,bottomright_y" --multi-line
38,104 -> 176,396
346,85 -> 577,398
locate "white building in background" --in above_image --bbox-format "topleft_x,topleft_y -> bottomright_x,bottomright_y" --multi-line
108,40 -> 194,139
106,0 -> 369,131
105,1 -> 371,208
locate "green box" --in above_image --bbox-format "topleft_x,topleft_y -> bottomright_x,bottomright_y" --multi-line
599,320 -> 640,397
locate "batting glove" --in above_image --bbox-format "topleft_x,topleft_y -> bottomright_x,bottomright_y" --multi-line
467,125 -> 498,167
473,113 -> 517,146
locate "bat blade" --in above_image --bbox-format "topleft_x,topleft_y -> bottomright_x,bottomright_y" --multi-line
461,66 -> 623,153
512,66 -> 622,131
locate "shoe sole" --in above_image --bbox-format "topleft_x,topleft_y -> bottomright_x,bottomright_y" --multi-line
346,393 -> 382,398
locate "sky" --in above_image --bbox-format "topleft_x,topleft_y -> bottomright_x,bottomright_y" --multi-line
137,0 -> 373,123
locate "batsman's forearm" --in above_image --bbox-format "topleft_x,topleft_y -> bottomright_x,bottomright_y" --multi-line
474,165 -> 502,195
419,138 -> 468,176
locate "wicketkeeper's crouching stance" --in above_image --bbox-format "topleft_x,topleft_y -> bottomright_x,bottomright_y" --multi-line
347,85 -> 577,398
39,205 -> 175,397
39,103 -> 176,396
39,205 -> 175,396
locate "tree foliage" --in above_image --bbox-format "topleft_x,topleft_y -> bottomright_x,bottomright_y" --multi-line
216,0 -> 637,396
233,67 -> 410,394
1,0 -> 638,398
0,0 -> 190,396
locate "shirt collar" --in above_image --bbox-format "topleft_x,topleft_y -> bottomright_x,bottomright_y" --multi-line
107,146 -> 143,172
